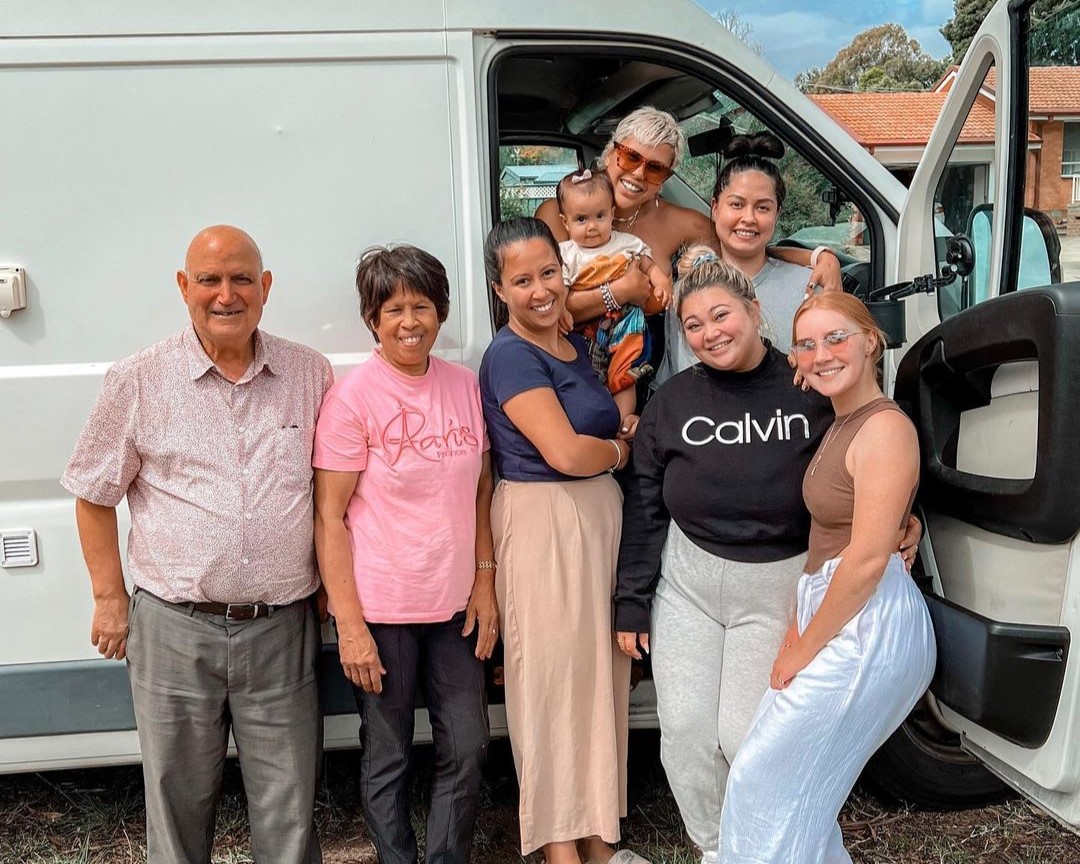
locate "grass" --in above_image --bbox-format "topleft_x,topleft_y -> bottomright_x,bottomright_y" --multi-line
1,731 -> 1077,863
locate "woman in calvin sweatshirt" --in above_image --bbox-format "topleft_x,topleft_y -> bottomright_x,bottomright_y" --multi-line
614,248 -> 830,864
614,248 -> 920,864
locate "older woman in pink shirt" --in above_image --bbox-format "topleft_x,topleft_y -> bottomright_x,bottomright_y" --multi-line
313,245 -> 497,864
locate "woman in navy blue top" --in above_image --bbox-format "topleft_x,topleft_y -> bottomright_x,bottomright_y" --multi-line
480,218 -> 639,864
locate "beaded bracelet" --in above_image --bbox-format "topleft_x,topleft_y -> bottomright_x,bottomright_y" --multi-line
476,559 -> 497,571
600,282 -> 620,313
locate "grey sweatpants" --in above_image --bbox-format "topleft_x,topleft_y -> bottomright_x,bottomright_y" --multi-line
652,521 -> 805,854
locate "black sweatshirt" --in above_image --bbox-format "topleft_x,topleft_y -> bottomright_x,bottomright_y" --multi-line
614,347 -> 832,632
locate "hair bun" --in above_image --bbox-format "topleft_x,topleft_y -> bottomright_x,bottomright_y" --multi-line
724,131 -> 785,161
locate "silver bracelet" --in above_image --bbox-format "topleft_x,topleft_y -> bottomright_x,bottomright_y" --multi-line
600,282 -> 620,313
607,438 -> 623,473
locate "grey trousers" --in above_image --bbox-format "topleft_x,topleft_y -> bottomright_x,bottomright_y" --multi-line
651,522 -> 804,854
127,588 -> 322,864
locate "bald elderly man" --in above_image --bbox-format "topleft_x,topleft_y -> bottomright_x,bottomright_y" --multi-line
62,225 -> 332,864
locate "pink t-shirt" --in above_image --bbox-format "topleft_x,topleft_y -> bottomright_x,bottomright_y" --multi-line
313,351 -> 489,624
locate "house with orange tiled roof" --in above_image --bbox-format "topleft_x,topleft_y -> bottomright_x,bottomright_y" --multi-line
944,66 -> 1080,220
810,66 -> 1080,235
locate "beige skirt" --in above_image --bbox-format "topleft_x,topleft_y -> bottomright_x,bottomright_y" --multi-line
492,475 -> 630,855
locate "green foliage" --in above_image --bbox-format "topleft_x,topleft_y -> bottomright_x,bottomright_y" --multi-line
941,0 -> 1078,64
1028,0 -> 1080,65
940,0 -> 994,63
776,152 -> 832,239
796,23 -> 947,94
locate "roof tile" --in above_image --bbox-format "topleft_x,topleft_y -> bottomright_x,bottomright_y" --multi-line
986,66 -> 1080,115
809,91 -> 997,147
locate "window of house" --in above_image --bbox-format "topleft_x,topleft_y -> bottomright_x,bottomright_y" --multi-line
1063,123 -> 1080,177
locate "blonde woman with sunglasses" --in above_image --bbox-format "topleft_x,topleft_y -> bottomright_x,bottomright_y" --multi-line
535,107 -> 841,331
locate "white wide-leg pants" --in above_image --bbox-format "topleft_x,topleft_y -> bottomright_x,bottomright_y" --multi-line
719,553 -> 936,864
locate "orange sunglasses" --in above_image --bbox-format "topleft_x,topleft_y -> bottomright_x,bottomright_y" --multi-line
612,141 -> 675,185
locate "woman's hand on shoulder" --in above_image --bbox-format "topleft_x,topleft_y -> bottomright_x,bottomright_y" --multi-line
464,569 -> 499,660
806,249 -> 843,295
617,630 -> 650,660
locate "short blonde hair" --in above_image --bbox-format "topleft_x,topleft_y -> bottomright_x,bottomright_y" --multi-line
598,107 -> 686,171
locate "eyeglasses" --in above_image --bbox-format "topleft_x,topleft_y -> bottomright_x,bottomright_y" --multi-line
612,141 -> 675,185
791,330 -> 861,354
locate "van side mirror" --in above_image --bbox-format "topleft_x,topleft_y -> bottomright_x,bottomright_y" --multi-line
939,204 -> 1062,318
820,187 -> 848,225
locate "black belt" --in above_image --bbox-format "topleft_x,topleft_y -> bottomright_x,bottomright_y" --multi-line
191,600 -> 279,621
137,587 -> 293,621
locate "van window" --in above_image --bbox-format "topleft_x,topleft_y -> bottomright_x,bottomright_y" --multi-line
935,65 -> 997,319
499,145 -> 581,218
1025,2 -> 1079,288
675,105 -> 864,265
491,51 -> 876,297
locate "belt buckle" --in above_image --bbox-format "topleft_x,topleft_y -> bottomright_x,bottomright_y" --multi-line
225,603 -> 256,621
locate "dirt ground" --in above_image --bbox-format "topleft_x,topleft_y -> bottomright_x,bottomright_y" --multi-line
2,731 -> 1078,864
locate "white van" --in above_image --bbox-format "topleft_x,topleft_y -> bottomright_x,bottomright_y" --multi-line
2,0 -> 1078,831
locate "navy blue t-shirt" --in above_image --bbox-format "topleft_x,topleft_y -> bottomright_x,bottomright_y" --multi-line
480,328 -> 621,482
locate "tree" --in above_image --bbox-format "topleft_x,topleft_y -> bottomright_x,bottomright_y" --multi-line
713,8 -> 763,56
796,23 -> 948,93
1026,0 -> 1080,65
941,0 -> 1078,64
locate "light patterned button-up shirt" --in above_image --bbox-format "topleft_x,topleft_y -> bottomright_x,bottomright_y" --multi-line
62,326 -> 333,604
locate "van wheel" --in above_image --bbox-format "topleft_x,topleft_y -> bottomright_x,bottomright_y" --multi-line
862,695 -> 1009,809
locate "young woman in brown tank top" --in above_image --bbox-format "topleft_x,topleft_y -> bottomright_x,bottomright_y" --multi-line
718,293 -> 936,864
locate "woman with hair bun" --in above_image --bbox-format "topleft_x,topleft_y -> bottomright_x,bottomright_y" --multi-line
659,131 -> 817,380
719,292 -> 935,864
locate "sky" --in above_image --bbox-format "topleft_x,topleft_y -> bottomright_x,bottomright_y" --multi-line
692,0 -> 955,80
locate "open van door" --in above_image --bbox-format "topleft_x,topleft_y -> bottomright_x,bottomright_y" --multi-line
893,0 -> 1080,829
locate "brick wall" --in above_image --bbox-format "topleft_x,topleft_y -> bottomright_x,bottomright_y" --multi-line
1032,120 -> 1074,218
1067,203 -> 1080,237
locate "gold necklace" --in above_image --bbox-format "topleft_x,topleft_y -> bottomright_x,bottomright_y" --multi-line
612,205 -> 643,228
809,412 -> 853,476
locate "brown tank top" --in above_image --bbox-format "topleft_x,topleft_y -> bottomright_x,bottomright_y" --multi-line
802,397 -> 917,573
